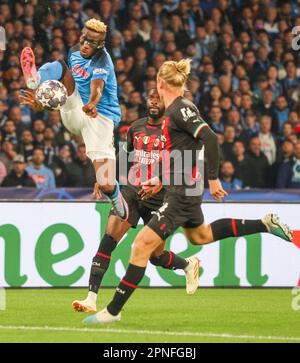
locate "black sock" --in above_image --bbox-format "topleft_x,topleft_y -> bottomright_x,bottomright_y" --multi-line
150,251 -> 189,270
88,234 -> 118,294
211,218 -> 267,241
107,263 -> 145,316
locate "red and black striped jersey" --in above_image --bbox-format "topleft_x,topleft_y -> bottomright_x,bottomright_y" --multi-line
126,117 -> 164,189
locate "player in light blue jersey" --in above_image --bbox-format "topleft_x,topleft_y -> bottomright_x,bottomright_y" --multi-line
19,19 -> 128,219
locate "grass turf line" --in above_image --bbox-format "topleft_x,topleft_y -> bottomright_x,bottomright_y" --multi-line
0,288 -> 299,343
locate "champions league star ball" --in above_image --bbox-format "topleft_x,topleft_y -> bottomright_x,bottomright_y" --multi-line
36,80 -> 68,110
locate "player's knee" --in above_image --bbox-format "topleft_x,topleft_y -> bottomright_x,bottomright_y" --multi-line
131,244 -> 145,261
189,233 -> 207,245
132,237 -> 151,259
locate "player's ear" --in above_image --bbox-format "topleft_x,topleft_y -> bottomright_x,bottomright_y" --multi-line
160,79 -> 166,92
157,77 -> 163,90
97,41 -> 105,49
97,33 -> 106,49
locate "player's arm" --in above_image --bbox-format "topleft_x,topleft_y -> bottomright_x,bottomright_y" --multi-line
82,79 -> 104,118
174,107 -> 227,201
139,176 -> 163,200
118,125 -> 133,186
93,182 -> 102,200
197,126 -> 228,201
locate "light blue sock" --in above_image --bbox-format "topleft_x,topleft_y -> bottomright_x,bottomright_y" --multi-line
38,61 -> 63,84
104,181 -> 127,219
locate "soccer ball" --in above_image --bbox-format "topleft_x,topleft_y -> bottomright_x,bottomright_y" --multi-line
36,80 -> 68,111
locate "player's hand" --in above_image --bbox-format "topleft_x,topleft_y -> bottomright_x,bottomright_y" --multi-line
19,89 -> 43,112
139,176 -> 163,200
93,182 -> 102,200
82,102 -> 98,118
208,179 -> 228,201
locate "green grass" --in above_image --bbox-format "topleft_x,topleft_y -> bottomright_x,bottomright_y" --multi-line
0,288 -> 299,343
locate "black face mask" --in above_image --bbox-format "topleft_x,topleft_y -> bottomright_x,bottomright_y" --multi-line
79,32 -> 105,49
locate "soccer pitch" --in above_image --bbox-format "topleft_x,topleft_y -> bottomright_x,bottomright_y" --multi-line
0,288 -> 299,343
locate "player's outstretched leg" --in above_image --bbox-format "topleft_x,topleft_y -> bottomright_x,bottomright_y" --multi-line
74,236 -> 200,313
209,214 -> 292,242
185,214 -> 292,246
20,47 -> 41,89
21,47 -> 74,95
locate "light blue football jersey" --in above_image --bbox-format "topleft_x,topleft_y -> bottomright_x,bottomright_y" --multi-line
68,45 -> 121,125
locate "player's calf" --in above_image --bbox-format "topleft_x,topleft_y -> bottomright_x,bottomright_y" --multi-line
209,215 -> 292,242
95,161 -> 128,220
72,234 -> 118,312
150,251 -> 189,270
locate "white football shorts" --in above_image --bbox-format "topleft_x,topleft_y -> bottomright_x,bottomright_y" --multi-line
60,88 -> 116,161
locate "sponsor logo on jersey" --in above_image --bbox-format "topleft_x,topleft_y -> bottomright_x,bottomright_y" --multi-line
180,107 -> 197,121
72,64 -> 90,79
135,149 -> 160,164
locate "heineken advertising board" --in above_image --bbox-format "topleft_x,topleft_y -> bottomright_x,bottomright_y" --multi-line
0,202 -> 299,287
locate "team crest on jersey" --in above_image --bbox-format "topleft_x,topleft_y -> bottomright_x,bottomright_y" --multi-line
154,138 -> 160,147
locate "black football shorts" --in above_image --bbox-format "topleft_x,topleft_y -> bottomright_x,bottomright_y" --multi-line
147,189 -> 204,240
110,185 -> 164,227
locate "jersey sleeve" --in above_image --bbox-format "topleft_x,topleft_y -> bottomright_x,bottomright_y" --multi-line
173,102 -> 220,180
91,62 -> 110,83
172,104 -> 208,138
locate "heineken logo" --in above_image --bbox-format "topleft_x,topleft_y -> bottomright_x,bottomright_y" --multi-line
0,203 -> 299,287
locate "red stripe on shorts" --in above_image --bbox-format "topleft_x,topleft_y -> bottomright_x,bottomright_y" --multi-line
231,219 -> 237,237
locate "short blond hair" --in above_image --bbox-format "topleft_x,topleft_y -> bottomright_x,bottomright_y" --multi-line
85,18 -> 107,33
158,59 -> 191,89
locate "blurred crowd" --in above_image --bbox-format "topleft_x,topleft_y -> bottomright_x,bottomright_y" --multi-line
1,0 -> 300,189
